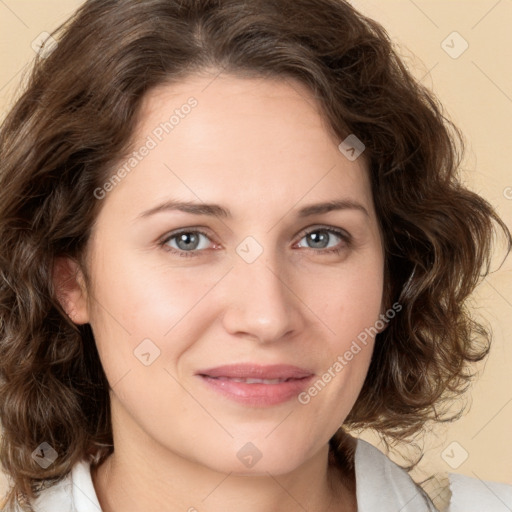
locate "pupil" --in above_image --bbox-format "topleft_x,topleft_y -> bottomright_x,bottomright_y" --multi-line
174,231 -> 329,251
309,231 -> 328,248
177,233 -> 198,250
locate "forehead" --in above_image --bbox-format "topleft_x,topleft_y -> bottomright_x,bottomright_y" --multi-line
102,73 -> 374,221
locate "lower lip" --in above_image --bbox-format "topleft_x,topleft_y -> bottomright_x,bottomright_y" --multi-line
198,375 -> 314,406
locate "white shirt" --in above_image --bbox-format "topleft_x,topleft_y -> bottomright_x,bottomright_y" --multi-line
19,438 -> 512,512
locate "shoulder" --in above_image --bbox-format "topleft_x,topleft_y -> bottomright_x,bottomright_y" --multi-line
447,472 -> 512,512
27,474 -> 73,512
21,459 -> 101,512
353,438 -> 512,512
354,438 -> 436,511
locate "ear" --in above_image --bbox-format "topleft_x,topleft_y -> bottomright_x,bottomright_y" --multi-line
52,256 -> 90,325
376,300 -> 390,334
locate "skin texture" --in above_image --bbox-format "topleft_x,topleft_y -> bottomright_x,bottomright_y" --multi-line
54,74 -> 385,512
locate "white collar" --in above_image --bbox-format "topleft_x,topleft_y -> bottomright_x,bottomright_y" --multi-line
354,438 -> 434,511
31,438 -> 436,511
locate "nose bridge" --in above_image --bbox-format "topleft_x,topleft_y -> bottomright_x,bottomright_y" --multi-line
220,239 -> 302,342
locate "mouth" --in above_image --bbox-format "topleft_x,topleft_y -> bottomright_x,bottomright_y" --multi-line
196,363 -> 314,380
204,376 -> 303,384
195,364 -> 314,406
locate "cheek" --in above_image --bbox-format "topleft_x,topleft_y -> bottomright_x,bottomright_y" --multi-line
90,241 -> 217,330
87,251 -> 228,379
300,254 -> 384,344
295,254 -> 383,403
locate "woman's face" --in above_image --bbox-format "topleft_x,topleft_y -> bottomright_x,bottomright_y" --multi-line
64,74 -> 385,475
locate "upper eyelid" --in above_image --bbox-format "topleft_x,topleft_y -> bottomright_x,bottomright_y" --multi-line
161,225 -> 350,247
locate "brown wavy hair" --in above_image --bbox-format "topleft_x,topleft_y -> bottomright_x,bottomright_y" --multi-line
0,0 -> 510,509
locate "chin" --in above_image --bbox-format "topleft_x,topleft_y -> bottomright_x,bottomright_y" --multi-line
190,439 -> 317,477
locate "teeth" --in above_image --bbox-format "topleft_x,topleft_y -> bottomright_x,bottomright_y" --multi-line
215,377 -> 287,384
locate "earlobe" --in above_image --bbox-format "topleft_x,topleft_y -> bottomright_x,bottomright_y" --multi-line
377,316 -> 389,333
52,256 -> 90,325
377,302 -> 390,334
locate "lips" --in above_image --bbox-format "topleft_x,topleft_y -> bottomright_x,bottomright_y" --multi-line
196,363 -> 314,380
195,364 -> 315,406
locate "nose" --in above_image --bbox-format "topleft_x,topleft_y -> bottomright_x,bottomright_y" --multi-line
220,251 -> 305,344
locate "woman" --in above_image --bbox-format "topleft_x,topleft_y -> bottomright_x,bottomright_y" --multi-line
0,1 -> 511,511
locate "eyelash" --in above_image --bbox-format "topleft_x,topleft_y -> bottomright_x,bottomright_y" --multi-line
158,226 -> 351,258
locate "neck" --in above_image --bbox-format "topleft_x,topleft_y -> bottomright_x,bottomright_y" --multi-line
91,398 -> 357,512
92,456 -> 352,512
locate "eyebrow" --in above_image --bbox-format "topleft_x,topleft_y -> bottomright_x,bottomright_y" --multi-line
137,198 -> 369,220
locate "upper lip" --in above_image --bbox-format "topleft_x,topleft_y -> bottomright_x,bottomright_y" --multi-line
196,364 -> 314,380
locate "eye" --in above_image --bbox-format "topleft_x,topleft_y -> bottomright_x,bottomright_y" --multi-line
159,226 -> 351,258
160,229 -> 214,257
295,227 -> 351,254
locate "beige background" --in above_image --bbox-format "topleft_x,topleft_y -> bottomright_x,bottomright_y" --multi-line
0,0 -> 511,497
